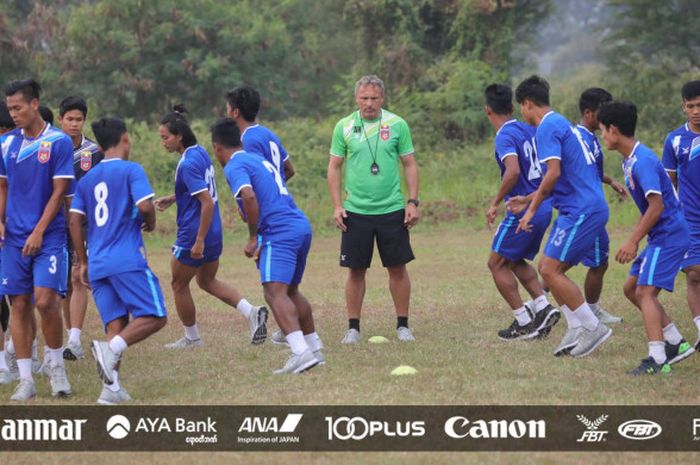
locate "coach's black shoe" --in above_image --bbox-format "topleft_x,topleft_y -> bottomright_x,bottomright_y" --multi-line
628,357 -> 671,376
665,339 -> 695,365
532,304 -> 561,339
498,319 -> 538,341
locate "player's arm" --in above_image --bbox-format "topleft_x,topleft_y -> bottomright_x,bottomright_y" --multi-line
239,186 -> 260,259
23,178 -> 71,256
327,155 -> 347,231
400,153 -> 420,227
601,174 -> 627,198
68,210 -> 88,285
137,198 -> 156,232
154,193 -> 176,212
0,178 -> 7,240
661,135 -> 678,189
516,158 -> 559,233
616,194 -> 663,264
666,171 -> 678,190
487,155 -> 519,227
283,158 -> 295,180
192,190 -> 214,259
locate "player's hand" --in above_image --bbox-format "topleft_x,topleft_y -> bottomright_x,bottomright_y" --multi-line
404,204 -> 420,229
516,209 -> 534,234
610,180 -> 628,199
244,237 -> 260,262
0,220 -> 5,245
486,205 -> 498,229
506,196 -> 529,215
615,239 -> 638,264
141,220 -> 154,232
191,239 -> 204,260
22,230 -> 43,256
333,206 -> 348,232
79,263 -> 90,289
154,195 -> 175,212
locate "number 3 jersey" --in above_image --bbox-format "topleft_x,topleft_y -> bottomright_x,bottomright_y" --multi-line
0,124 -> 74,247
174,144 -> 222,249
69,159 -> 154,281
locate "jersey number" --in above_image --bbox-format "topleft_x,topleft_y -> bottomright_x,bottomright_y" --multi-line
269,141 -> 282,173
571,127 -> 597,165
204,166 -> 218,203
523,138 -> 542,181
94,182 -> 109,227
550,227 -> 566,247
262,160 -> 288,195
48,255 -> 57,275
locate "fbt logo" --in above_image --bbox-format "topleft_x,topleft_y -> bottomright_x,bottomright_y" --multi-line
445,417 -> 545,439
576,414 -> 608,442
617,420 -> 662,440
238,414 -> 303,434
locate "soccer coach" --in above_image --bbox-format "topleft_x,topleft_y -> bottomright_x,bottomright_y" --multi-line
327,75 -> 420,344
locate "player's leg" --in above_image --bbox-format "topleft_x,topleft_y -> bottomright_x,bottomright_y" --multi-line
8,294 -> 36,400
512,259 -> 560,338
489,253 -> 536,340
582,231 -> 622,324
685,265 -> 700,349
195,255 -> 268,345
340,212 -> 374,343
628,285 -> 670,375
165,255 -> 201,348
64,263 -> 88,360
34,286 -> 71,397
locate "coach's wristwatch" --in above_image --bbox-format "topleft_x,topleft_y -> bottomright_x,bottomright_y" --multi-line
407,198 -> 420,207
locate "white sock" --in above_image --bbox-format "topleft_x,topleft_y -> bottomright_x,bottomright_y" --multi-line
6,338 -> 14,355
184,323 -> 200,341
533,295 -> 550,313
106,370 -> 121,392
109,335 -> 128,355
513,306 -> 532,325
69,328 -> 82,345
588,301 -> 600,312
32,340 -> 38,360
694,316 -> 700,335
304,332 -> 322,352
648,341 -> 666,364
0,351 -> 7,371
574,302 -> 599,331
662,323 -> 683,345
236,299 -> 253,319
561,305 -> 581,329
286,330 -> 309,356
46,347 -> 64,368
17,359 -> 33,381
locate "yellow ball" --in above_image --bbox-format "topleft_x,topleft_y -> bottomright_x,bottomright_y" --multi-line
368,335 -> 389,344
391,365 -> 417,376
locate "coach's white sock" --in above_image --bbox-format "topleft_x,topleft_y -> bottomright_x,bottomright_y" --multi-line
662,323 -> 683,345
286,331 -> 309,356
561,305 -> 581,329
573,303 -> 599,331
17,359 -> 33,381
513,306 -> 532,325
694,316 -> 700,336
46,347 -> 64,368
588,301 -> 600,313
69,328 -> 82,345
109,335 -> 128,355
0,351 -> 7,371
184,323 -> 200,341
533,295 -> 550,313
236,299 -> 253,319
106,370 -> 121,393
648,341 -> 666,364
304,332 -> 323,352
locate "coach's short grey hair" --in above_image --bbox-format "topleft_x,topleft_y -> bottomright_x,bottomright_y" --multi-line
355,75 -> 385,96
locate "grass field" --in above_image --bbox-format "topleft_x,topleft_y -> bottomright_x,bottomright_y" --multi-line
2,225 -> 699,464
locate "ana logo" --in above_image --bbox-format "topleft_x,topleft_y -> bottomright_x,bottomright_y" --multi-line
80,151 -> 92,171
444,417 -> 545,439
37,141 -> 51,164
380,124 -> 390,141
576,414 -> 609,442
106,415 -> 131,440
617,420 -> 662,440
326,416 -> 425,441
238,414 -> 303,434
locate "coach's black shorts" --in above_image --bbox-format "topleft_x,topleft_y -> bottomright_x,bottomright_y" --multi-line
340,209 -> 414,269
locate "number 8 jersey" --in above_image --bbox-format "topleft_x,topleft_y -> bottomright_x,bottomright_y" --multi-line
69,159 -> 155,281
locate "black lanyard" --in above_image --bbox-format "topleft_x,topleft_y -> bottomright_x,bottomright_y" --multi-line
359,112 -> 381,175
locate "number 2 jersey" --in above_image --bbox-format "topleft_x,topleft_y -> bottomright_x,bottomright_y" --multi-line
69,159 -> 154,281
0,123 -> 74,247
174,144 -> 222,249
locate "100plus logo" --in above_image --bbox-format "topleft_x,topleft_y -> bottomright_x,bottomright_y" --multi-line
325,417 -> 425,441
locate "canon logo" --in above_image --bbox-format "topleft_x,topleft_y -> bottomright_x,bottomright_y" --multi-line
444,417 -> 546,439
325,417 -> 426,441
617,420 -> 662,440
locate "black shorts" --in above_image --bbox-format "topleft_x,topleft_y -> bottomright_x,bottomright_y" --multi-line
340,209 -> 414,269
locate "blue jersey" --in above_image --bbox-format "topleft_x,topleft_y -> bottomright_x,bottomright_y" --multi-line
494,119 -> 543,200
624,142 -> 688,245
662,123 -> 700,232
0,124 -> 74,247
69,159 -> 155,281
241,124 -> 289,179
224,150 -> 307,236
174,145 -> 222,248
576,124 -> 604,181
536,111 -> 607,215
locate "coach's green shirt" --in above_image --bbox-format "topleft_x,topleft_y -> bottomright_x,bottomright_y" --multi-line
330,109 -> 415,215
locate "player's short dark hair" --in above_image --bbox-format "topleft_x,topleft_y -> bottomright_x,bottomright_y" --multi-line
579,88 -> 612,115
484,84 -> 513,115
597,101 -> 637,137
0,101 -> 14,130
210,118 -> 241,148
681,80 -> 700,101
91,117 -> 127,151
225,86 -> 260,122
39,106 -> 54,125
4,78 -> 41,102
515,75 -> 550,106
160,104 -> 197,148
59,96 -> 88,118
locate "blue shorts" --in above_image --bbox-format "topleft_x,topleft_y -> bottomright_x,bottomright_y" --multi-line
682,232 -> 700,271
171,242 -> 222,268
581,229 -> 610,268
630,244 -> 687,292
258,230 -> 312,286
543,210 -> 609,266
492,210 -> 551,262
91,268 -> 168,326
1,244 -> 69,296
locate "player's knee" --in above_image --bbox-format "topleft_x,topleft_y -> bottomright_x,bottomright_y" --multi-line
623,281 -> 637,303
348,268 -> 367,281
34,296 -> 56,314
687,267 -> 700,284
170,276 -> 190,293
538,260 -> 557,282
155,316 -> 167,331
195,274 -> 213,293
634,285 -> 655,303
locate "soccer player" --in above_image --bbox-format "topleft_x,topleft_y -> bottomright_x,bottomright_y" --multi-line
226,86 -> 295,180
154,106 -> 267,348
70,117 -> 167,403
0,102 -> 14,383
483,84 -> 559,340
598,101 -> 693,374
0,79 -> 73,400
210,118 -> 323,374
575,88 -> 625,325
662,80 -> 700,351
60,96 -> 104,360
508,75 -> 612,358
